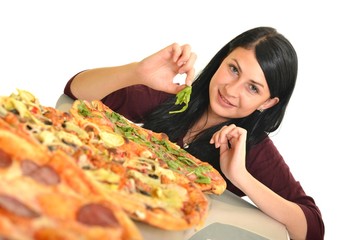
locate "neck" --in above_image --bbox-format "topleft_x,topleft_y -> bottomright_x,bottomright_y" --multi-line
183,107 -> 230,148
183,110 -> 209,148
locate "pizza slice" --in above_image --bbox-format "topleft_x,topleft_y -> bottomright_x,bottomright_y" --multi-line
0,127 -> 142,240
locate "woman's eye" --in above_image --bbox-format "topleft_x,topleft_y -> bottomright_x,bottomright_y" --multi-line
229,64 -> 239,75
249,84 -> 259,93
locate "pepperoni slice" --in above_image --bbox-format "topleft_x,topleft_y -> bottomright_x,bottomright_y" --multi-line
0,149 -> 12,168
76,203 -> 120,228
21,160 -> 60,185
0,194 -> 40,218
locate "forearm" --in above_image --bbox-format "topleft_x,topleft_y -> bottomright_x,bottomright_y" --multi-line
70,63 -> 139,101
235,171 -> 307,240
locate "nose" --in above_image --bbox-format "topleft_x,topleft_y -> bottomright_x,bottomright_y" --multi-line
224,80 -> 243,98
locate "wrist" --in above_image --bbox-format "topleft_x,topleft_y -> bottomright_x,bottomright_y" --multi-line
115,62 -> 140,87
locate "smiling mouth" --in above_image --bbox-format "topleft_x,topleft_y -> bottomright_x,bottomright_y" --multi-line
218,90 -> 237,107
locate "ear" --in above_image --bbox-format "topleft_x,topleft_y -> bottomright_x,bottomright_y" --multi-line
259,97 -> 279,111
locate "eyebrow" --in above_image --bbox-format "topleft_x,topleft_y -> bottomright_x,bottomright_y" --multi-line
232,58 -> 265,89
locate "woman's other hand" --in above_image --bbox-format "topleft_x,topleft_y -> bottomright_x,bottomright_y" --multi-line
210,124 -> 248,181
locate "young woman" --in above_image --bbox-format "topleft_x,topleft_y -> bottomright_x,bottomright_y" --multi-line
64,27 -> 325,239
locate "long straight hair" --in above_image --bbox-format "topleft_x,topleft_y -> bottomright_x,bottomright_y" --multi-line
143,27 -> 298,167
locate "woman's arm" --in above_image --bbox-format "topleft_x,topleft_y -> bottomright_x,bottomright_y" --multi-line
69,43 -> 197,101
210,125 -> 308,240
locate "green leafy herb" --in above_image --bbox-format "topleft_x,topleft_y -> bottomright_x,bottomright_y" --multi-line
169,86 -> 192,114
78,101 -> 92,117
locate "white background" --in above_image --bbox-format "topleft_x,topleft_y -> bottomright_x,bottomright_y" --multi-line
1,1 -> 359,239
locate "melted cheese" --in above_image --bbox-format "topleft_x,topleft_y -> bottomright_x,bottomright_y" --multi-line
124,158 -> 176,181
127,169 -> 187,209
56,131 -> 84,146
86,168 -> 120,191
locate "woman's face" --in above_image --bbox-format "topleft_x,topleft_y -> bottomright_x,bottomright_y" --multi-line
208,47 -> 278,120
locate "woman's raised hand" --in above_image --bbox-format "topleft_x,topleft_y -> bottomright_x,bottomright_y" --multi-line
136,43 -> 197,94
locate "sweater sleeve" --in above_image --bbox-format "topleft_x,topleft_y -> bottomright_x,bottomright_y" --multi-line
63,72 -> 172,123
100,85 -> 172,123
227,137 -> 325,239
63,72 -> 81,100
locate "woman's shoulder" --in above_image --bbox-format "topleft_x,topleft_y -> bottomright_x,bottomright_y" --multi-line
248,135 -> 280,159
246,135 -> 288,180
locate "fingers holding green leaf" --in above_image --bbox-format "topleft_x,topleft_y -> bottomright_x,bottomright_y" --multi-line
169,86 -> 192,114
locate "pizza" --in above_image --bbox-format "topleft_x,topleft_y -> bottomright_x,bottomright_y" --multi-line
0,89 -> 226,236
0,125 -> 142,240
